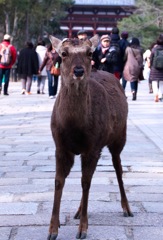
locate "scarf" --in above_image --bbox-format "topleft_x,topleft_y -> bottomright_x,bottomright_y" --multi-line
101,46 -> 109,54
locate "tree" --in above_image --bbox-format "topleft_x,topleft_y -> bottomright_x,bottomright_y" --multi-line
117,0 -> 163,49
0,0 -> 74,49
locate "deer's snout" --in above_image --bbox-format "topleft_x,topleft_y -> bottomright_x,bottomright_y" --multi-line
74,66 -> 84,77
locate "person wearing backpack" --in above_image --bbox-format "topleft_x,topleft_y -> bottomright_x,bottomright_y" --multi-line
149,34 -> 163,102
119,31 -> 129,86
0,34 -> 17,95
109,27 -> 122,79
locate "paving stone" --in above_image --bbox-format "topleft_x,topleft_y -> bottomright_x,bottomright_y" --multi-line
0,227 -> 11,240
133,227 -> 163,240
0,202 -> 38,215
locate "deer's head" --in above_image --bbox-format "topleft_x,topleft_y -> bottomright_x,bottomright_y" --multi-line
49,35 -> 99,87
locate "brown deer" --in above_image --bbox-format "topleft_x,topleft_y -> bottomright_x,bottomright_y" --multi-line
47,35 -> 133,240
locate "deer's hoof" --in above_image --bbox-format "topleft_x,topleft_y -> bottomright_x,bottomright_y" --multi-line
76,231 -> 87,239
123,211 -> 134,217
74,212 -> 80,219
47,233 -> 58,240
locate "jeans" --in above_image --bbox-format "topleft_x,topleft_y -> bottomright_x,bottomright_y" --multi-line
122,76 -> 138,93
37,75 -> 46,93
0,68 -> 11,94
47,70 -> 58,96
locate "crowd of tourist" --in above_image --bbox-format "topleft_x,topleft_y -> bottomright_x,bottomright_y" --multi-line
0,28 -> 163,102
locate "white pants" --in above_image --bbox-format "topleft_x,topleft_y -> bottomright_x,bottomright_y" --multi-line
152,81 -> 163,98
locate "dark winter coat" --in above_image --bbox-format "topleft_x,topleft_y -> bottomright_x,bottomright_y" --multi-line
149,45 -> 163,82
17,47 -> 39,76
92,45 -> 120,74
119,38 -> 129,71
110,33 -> 122,73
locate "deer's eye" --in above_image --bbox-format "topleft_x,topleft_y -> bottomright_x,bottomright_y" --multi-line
61,51 -> 68,58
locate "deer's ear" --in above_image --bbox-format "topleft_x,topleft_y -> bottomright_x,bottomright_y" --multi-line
49,35 -> 62,52
89,34 -> 99,51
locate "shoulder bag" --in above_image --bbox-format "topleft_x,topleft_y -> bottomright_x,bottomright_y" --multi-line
131,48 -> 145,81
51,62 -> 60,76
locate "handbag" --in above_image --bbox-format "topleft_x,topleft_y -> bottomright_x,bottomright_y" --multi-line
51,62 -> 60,76
138,67 -> 145,81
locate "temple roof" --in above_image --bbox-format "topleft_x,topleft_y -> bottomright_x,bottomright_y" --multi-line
75,0 -> 135,6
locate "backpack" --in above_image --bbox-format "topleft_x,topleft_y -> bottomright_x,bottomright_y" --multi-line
153,49 -> 163,70
0,43 -> 12,66
107,44 -> 120,64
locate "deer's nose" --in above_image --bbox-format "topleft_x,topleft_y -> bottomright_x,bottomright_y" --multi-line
74,66 -> 84,77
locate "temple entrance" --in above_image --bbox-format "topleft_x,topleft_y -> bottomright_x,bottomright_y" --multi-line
60,0 -> 135,37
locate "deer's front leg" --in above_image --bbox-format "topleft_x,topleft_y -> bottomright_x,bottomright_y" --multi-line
47,151 -> 74,240
76,152 -> 100,239
47,177 -> 64,240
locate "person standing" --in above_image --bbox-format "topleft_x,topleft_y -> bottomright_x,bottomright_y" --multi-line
110,27 -> 121,79
119,31 -> 129,81
17,41 -> 39,95
35,39 -> 47,94
77,30 -> 88,40
92,34 -> 120,77
39,43 -> 61,99
149,34 -> 163,102
122,37 -> 143,100
0,34 -> 17,95
143,48 -> 152,92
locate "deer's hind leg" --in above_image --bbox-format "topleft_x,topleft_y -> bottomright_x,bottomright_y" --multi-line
75,150 -> 101,239
48,150 -> 74,240
108,138 -> 133,217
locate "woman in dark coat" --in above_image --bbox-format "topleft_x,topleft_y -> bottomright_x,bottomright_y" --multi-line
149,34 -> 163,102
17,41 -> 39,95
92,34 -> 121,79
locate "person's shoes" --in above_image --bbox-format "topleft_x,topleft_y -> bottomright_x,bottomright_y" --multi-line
49,96 -> 54,99
132,91 -> 137,101
4,92 -> 9,96
26,92 -> 32,95
21,89 -> 26,94
149,89 -> 153,94
159,98 -> 163,102
154,95 -> 159,102
37,90 -> 40,94
41,91 -> 45,94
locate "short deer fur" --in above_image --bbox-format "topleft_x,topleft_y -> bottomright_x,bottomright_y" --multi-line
48,35 -> 133,240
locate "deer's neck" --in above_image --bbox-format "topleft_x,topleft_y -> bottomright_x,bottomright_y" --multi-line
58,80 -> 91,124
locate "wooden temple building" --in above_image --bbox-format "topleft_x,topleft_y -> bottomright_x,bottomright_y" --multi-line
60,0 -> 136,38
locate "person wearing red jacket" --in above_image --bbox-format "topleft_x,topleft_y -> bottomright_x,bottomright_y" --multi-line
0,34 -> 17,95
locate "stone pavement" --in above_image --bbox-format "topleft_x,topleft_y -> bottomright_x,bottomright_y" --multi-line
0,80 -> 163,240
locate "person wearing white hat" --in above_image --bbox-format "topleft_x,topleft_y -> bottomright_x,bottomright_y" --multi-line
0,34 -> 17,95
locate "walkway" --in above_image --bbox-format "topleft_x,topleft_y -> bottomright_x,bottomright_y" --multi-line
0,80 -> 163,240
